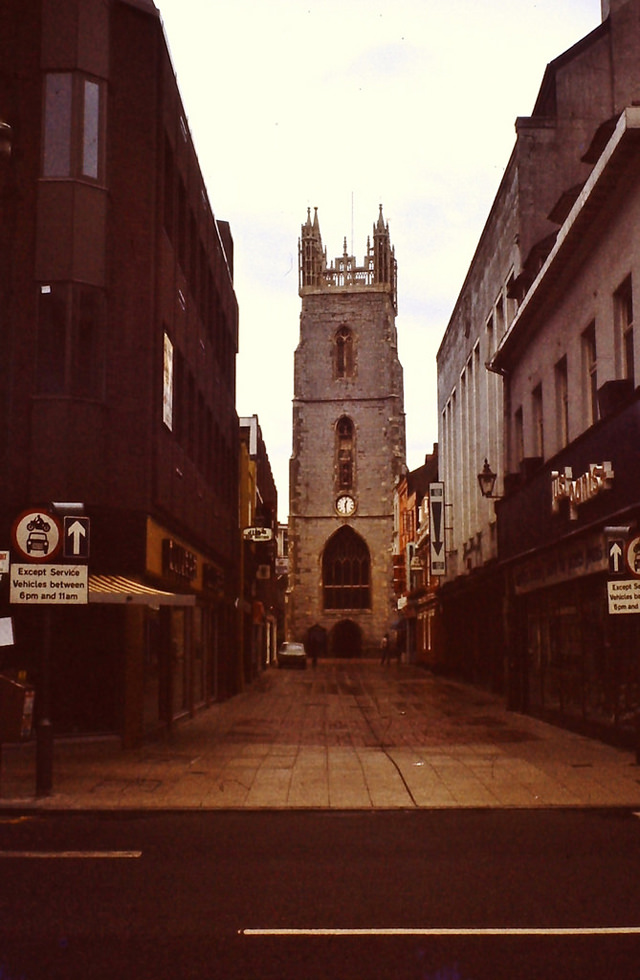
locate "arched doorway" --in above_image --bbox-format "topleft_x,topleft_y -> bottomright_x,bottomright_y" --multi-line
331,619 -> 362,658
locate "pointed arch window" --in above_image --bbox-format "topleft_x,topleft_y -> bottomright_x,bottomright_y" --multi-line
336,416 -> 354,490
323,527 -> 371,610
335,326 -> 354,378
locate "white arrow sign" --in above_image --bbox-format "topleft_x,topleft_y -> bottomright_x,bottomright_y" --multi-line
67,521 -> 86,555
609,541 -> 624,574
63,516 -> 90,559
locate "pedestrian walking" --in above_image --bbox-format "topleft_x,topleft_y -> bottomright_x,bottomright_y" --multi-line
380,632 -> 390,664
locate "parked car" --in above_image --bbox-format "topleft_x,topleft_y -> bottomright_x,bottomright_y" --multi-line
277,642 -> 307,669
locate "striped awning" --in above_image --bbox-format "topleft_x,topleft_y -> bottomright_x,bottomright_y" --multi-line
89,575 -> 196,606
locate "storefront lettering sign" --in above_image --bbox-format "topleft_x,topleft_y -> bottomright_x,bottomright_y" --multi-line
513,534 -> 607,594
162,539 -> 197,581
551,462 -> 614,520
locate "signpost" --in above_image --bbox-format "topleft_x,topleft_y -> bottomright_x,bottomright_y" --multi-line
7,505 -> 89,796
429,483 -> 446,576
606,532 -> 640,615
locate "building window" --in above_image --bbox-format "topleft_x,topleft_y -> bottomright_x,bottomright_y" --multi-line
174,347 -> 184,443
513,407 -> 524,471
43,73 -> 104,181
335,326 -> 354,378
555,355 -> 569,449
615,275 -> 634,387
582,321 -> 598,425
43,74 -> 72,176
163,333 -> 174,430
323,527 -> 370,610
336,416 -> 354,490
532,384 -> 544,458
37,283 -> 106,398
82,79 -> 100,178
163,135 -> 175,242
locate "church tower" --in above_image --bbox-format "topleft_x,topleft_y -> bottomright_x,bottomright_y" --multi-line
288,206 -> 406,657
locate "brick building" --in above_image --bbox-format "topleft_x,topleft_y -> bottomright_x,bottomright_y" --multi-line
0,0 -> 240,745
287,207 -> 406,658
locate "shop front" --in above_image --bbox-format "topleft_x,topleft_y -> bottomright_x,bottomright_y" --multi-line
34,513 -> 240,747
499,397 -> 640,746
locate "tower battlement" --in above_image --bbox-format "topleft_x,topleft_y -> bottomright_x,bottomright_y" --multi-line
298,205 -> 397,312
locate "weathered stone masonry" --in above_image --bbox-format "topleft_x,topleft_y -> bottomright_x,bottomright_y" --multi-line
288,207 -> 406,657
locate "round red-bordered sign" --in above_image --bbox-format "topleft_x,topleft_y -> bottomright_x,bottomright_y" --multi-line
625,535 -> 640,578
11,509 -> 62,562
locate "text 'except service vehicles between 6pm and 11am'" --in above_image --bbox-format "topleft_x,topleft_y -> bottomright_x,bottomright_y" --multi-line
9,564 -> 88,604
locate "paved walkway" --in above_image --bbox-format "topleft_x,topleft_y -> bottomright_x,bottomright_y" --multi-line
2,661 -> 640,810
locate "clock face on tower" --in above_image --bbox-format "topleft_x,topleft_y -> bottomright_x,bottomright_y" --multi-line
336,494 -> 356,517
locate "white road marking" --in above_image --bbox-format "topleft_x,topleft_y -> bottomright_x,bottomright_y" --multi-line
241,926 -> 640,937
0,850 -> 142,859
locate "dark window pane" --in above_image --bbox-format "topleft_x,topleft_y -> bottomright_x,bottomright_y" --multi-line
37,284 -> 68,393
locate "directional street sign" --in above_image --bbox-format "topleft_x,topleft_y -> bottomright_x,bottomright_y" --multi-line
63,516 -> 90,560
429,483 -> 446,577
608,540 -> 625,575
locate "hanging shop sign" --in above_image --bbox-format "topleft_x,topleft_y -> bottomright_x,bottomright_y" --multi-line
243,527 -> 273,542
551,462 -> 614,520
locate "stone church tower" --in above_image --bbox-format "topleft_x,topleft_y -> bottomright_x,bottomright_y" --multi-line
288,206 -> 406,658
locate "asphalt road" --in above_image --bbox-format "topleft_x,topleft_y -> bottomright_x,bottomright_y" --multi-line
1,808 -> 640,979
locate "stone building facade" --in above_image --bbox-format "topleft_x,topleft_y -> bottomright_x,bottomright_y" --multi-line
436,0 -> 640,698
288,207 -> 406,658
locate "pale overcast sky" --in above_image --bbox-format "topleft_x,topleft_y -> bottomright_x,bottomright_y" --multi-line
156,0 -> 602,520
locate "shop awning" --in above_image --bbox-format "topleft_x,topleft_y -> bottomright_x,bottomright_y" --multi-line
89,575 -> 196,606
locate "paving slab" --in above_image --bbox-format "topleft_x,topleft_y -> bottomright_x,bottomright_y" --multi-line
2,660 -> 640,810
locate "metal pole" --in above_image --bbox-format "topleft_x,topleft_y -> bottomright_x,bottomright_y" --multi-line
36,608 -> 53,796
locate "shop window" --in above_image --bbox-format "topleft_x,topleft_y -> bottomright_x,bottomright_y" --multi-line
43,72 -> 104,181
37,283 -> 106,398
323,527 -> 370,610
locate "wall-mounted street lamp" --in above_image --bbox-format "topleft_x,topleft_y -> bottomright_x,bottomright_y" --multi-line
477,458 -> 502,499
